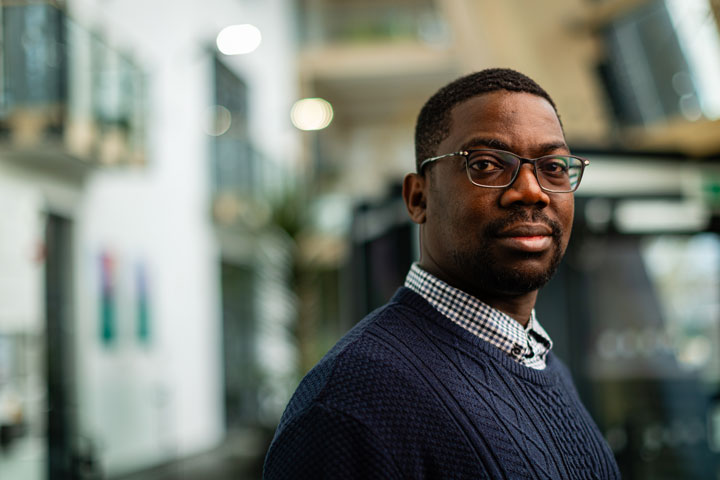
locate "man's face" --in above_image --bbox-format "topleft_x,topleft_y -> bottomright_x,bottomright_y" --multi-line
408,91 -> 574,299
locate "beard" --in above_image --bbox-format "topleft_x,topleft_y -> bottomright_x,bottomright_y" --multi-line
451,208 -> 566,296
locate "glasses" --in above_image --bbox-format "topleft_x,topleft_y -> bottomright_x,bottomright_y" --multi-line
420,149 -> 590,193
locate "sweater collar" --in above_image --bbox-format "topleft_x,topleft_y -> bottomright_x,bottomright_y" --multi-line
404,263 -> 553,369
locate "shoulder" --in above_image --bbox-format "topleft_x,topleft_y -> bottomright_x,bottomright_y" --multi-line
277,296 -> 431,427
545,352 -> 578,390
264,296 -> 442,478
263,401 -> 402,479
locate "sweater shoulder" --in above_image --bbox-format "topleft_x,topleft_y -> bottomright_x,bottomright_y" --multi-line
276,298 -> 426,428
267,297 -> 492,478
264,401 -> 402,479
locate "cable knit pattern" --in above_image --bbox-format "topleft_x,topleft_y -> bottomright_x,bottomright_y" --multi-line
264,287 -> 620,479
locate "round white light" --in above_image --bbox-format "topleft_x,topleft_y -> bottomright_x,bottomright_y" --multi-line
290,98 -> 334,131
216,24 -> 262,55
203,105 -> 232,136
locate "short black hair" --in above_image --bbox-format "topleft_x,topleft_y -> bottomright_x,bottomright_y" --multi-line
414,68 -> 561,172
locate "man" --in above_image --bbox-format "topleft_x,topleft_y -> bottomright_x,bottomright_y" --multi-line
264,68 -> 620,479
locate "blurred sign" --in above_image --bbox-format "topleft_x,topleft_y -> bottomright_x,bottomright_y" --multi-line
100,251 -> 116,345
701,176 -> 720,210
136,261 -> 150,344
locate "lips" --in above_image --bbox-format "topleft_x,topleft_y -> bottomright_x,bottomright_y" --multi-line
496,223 -> 554,238
495,223 -> 555,253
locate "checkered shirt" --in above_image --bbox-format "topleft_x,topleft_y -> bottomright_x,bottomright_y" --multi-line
404,263 -> 553,370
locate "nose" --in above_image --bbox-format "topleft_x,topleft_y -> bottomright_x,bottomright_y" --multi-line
499,163 -> 550,207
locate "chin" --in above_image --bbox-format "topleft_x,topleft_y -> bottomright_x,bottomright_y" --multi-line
455,247 -> 563,296
491,266 -> 555,295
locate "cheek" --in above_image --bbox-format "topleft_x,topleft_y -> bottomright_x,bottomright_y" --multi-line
425,192 -> 474,250
557,198 -> 575,246
428,180 -> 467,222
427,200 -> 461,239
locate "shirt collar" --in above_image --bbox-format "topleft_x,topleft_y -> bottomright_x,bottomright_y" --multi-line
404,263 -> 553,369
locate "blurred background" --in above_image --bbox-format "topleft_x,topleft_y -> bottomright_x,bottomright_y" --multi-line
1,0 -> 720,478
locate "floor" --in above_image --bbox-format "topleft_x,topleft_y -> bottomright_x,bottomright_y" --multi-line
115,430 -> 273,480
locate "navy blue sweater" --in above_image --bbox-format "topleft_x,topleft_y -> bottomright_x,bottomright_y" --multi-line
264,288 -> 620,479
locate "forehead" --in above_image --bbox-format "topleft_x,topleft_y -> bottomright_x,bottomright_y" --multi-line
442,91 -> 565,153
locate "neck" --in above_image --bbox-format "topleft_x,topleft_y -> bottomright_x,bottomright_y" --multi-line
418,260 -> 537,328
473,291 -> 537,327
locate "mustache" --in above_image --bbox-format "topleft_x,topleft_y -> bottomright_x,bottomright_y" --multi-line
483,208 -> 563,239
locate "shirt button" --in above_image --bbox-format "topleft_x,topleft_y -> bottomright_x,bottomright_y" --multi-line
511,344 -> 523,356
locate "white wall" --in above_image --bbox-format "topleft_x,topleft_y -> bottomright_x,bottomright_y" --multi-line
0,171 -> 44,334
66,0 -> 299,475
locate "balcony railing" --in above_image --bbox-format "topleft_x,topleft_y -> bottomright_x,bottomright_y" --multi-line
297,0 -> 450,48
0,1 -> 146,166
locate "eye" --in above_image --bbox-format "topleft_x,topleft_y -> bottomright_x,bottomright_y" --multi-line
467,152 -> 506,173
539,157 -> 570,176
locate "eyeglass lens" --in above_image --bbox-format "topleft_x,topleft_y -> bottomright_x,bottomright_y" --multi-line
465,150 -> 584,192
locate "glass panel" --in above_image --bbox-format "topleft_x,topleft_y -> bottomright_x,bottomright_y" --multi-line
641,234 -> 720,380
601,0 -> 701,126
1,3 -> 67,144
212,57 -> 253,196
665,0 -> 720,120
572,233 -> 720,479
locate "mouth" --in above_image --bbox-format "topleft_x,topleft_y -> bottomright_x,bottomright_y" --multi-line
495,223 -> 556,253
496,235 -> 553,252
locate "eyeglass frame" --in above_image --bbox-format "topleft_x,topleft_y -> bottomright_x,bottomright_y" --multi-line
418,148 -> 590,193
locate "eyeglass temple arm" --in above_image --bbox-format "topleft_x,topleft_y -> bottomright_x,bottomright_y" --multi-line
419,151 -> 467,171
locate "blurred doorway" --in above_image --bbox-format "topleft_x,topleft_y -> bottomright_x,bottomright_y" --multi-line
44,214 -> 76,480
220,262 -> 259,429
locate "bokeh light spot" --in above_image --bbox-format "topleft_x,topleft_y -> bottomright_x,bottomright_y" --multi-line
290,98 -> 334,131
216,24 -> 262,55
203,105 -> 232,136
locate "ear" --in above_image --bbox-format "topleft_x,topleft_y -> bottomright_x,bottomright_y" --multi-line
403,173 -> 427,224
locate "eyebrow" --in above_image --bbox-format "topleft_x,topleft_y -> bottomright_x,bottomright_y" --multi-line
458,137 -> 569,155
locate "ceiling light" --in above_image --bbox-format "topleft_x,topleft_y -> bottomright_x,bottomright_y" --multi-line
216,24 -> 262,55
290,98 -> 334,131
